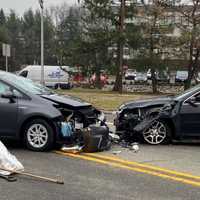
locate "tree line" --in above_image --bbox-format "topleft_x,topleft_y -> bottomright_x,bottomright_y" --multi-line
0,0 -> 200,93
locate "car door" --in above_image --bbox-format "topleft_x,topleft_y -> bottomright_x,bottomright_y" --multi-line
179,92 -> 200,136
0,81 -> 18,137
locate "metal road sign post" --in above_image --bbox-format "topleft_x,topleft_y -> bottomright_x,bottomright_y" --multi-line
2,43 -> 11,72
39,0 -> 45,85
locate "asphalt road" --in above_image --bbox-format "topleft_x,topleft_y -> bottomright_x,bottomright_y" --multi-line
106,113 -> 200,176
1,147 -> 200,200
1,114 -> 200,200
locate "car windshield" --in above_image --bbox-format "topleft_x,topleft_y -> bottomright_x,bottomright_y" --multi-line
174,84 -> 200,100
127,69 -> 135,72
0,71 -> 54,95
127,69 -> 135,74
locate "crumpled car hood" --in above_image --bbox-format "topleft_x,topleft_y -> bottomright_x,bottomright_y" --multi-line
121,96 -> 173,110
41,94 -> 91,109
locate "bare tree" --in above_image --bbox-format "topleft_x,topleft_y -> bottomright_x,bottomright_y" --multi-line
141,0 -> 169,93
113,0 -> 125,93
178,0 -> 200,89
160,0 -> 200,89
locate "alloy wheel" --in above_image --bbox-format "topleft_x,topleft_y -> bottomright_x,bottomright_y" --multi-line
27,124 -> 48,148
143,120 -> 167,144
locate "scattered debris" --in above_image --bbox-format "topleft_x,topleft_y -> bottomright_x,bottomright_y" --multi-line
129,143 -> 140,153
61,145 -> 84,153
109,132 -> 140,153
109,133 -> 120,143
61,125 -> 111,153
112,150 -> 122,155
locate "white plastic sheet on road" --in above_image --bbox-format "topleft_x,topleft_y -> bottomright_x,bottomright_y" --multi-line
0,141 -> 24,175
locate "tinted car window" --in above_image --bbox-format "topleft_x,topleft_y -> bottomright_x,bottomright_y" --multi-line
0,81 -> 10,95
19,70 -> 28,78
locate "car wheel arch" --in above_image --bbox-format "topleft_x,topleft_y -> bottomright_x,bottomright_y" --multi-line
159,118 -> 176,138
18,116 -> 57,140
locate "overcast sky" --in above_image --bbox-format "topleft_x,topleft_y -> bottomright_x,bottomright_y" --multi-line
1,0 -> 77,15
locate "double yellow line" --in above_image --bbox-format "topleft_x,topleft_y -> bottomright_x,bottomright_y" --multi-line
55,151 -> 200,187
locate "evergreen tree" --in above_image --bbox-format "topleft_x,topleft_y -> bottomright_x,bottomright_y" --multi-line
6,10 -> 23,71
0,9 -> 6,25
81,0 -> 140,91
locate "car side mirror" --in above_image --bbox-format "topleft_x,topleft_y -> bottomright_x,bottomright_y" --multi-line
1,91 -> 16,103
185,97 -> 198,107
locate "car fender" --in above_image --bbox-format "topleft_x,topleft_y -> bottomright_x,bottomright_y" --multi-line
158,116 -> 177,138
16,104 -> 62,139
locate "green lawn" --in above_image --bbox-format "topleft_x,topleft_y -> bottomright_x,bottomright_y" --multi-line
58,88 -> 160,111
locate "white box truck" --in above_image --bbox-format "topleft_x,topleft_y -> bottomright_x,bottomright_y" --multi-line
18,65 -> 71,89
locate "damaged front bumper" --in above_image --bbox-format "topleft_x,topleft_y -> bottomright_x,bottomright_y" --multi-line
81,125 -> 111,152
55,112 -> 111,152
114,103 -> 176,142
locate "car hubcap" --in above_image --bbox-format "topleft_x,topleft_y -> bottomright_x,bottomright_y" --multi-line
27,124 -> 48,148
143,121 -> 166,144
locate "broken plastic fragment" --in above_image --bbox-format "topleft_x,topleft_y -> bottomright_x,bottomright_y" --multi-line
61,145 -> 83,153
129,143 -> 139,153
112,150 -> 122,155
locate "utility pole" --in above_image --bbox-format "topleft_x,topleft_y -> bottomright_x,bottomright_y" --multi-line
119,0 -> 125,93
39,0 -> 44,85
113,0 -> 125,93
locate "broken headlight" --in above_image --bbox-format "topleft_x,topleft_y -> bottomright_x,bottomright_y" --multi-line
118,104 -> 125,112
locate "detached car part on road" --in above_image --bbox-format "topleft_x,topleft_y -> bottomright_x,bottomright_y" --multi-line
0,71 -> 109,151
115,84 -> 200,145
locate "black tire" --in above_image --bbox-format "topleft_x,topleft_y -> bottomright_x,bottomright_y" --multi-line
142,120 -> 171,145
24,119 -> 55,151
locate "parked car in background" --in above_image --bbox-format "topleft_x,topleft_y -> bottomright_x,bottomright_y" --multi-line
115,84 -> 200,145
156,71 -> 170,83
0,71 -> 108,151
125,69 -> 137,80
175,71 -> 188,83
18,65 -> 71,89
134,72 -> 147,83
